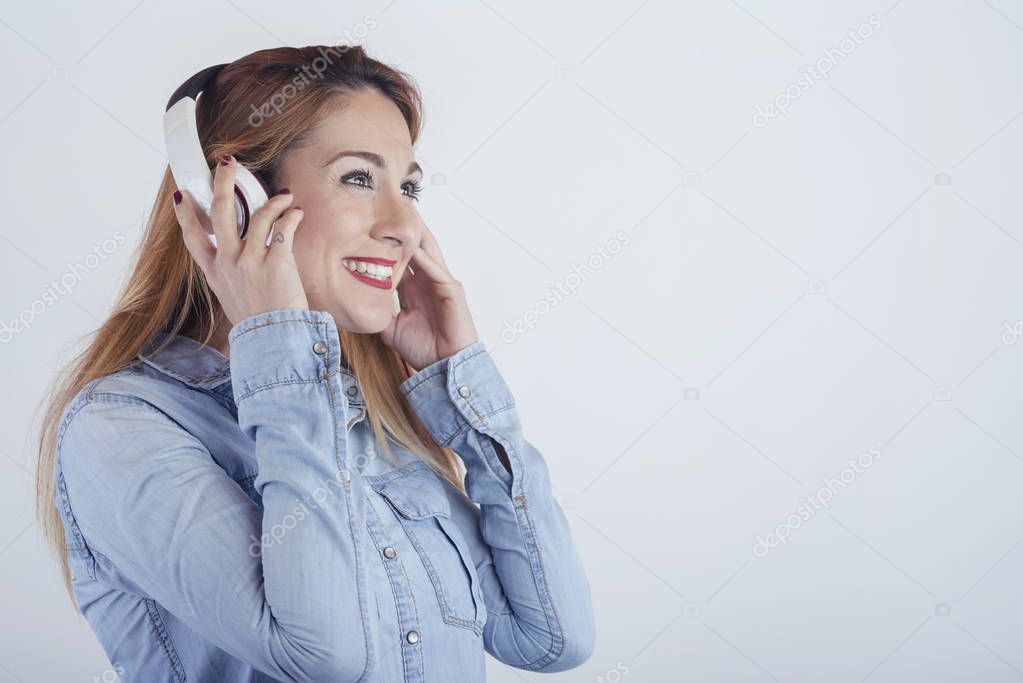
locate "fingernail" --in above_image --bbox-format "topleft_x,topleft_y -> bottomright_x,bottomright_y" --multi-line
220,154 -> 232,166
280,188 -> 291,194
173,190 -> 182,205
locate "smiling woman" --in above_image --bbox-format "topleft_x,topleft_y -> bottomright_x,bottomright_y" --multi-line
34,44 -> 594,682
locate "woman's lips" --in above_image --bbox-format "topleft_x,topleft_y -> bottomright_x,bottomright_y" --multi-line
346,267 -> 392,289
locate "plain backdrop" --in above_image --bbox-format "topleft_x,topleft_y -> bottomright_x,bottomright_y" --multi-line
2,1 -> 1022,681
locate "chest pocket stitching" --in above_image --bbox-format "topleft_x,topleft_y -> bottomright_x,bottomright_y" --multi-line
366,461 -> 486,634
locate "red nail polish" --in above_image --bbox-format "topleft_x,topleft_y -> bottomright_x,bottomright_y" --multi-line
173,190 -> 182,205
280,188 -> 291,194
220,154 -> 232,166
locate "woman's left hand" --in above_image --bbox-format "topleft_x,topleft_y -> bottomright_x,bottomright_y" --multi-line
379,222 -> 480,370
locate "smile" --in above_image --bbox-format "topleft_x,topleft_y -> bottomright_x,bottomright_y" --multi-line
343,257 -> 394,289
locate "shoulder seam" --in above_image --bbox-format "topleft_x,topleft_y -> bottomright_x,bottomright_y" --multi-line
56,391 -> 177,453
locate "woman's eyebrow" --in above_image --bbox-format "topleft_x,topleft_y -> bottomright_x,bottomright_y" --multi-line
325,149 -> 422,176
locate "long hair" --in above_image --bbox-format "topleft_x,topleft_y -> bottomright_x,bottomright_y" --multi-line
34,45 -> 467,606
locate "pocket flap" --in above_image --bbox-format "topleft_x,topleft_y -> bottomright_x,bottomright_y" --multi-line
367,461 -> 451,519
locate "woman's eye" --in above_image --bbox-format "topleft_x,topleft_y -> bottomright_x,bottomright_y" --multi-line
342,169 -> 374,189
403,180 -> 422,202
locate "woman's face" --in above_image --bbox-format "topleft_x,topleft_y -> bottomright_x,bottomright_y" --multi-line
275,88 -> 425,333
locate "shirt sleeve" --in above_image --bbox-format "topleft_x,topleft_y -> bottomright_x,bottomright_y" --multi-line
399,341 -> 596,672
58,309 -> 379,682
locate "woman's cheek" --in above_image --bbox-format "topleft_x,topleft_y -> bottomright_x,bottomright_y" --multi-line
331,209 -> 372,242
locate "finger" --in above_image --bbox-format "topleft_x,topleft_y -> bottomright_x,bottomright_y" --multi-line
262,206 -> 304,257
172,189 -> 215,272
244,190 -> 295,252
405,243 -> 450,284
209,154 -> 241,257
417,223 -> 451,273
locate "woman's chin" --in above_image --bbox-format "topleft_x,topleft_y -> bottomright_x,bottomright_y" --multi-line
331,306 -> 394,335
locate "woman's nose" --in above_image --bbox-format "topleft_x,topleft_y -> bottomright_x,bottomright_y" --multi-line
372,195 -> 422,248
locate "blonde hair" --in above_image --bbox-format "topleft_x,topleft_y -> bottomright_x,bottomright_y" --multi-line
34,45 -> 466,607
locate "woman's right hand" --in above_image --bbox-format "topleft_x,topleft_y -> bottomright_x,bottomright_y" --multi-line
171,153 -> 309,327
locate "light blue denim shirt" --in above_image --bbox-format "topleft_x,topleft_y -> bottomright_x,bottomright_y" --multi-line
54,309 -> 595,682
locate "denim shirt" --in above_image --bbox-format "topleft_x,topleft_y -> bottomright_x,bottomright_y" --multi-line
54,309 -> 595,682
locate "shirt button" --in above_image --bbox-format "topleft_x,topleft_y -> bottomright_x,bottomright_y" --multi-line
382,546 -> 397,559
312,341 -> 328,355
347,386 -> 359,397
457,386 -> 471,398
405,630 -> 420,644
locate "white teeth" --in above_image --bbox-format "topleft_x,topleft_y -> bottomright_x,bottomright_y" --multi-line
343,258 -> 393,281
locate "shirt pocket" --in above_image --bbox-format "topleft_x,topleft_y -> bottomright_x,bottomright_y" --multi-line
366,461 -> 486,634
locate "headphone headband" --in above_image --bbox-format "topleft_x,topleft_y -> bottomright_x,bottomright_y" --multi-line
165,63 -> 228,112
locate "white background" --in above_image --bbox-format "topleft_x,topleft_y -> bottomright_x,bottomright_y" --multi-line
2,1 -> 1022,681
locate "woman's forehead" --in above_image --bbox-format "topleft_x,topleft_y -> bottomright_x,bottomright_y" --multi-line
314,90 -> 413,153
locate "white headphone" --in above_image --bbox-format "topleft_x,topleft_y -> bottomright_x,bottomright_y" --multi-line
164,64 -> 269,246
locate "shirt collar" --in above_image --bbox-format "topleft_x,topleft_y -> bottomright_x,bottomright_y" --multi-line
137,332 -> 364,406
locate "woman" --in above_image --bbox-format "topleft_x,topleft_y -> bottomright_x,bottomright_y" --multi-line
35,45 -> 595,681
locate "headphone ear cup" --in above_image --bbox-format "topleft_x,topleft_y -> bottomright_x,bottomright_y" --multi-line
232,164 -> 270,240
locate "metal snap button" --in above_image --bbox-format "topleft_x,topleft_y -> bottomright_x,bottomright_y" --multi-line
383,546 -> 397,559
312,341 -> 328,355
457,386 -> 471,398
405,630 -> 420,644
347,385 -> 359,397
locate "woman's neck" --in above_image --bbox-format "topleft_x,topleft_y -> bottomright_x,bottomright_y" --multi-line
183,315 -> 231,357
